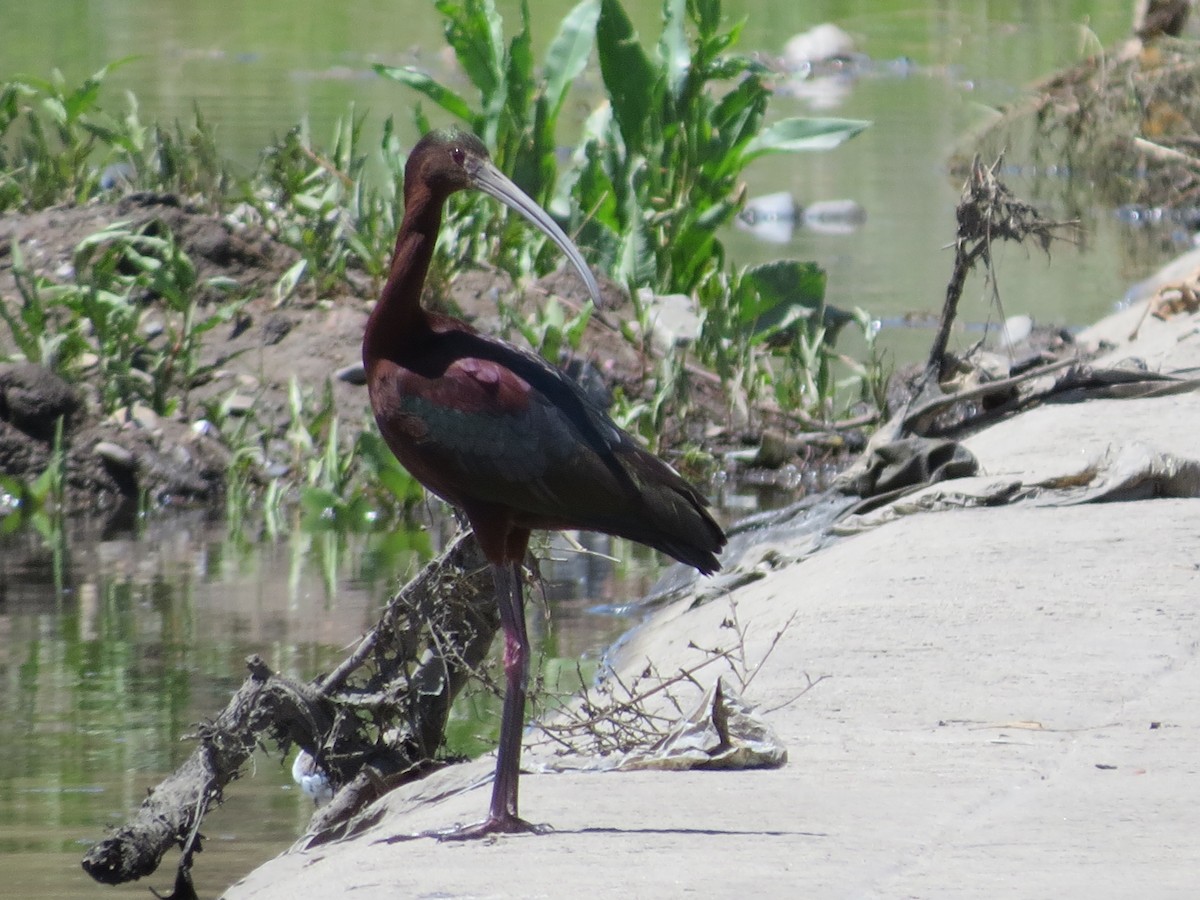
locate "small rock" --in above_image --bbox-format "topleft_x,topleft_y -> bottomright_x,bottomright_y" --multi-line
641,289 -> 702,353
783,23 -> 856,68
0,363 -> 83,441
264,461 -> 290,479
261,314 -> 293,346
336,363 -> 367,385
225,394 -> 255,416
130,404 -> 160,432
94,441 -> 135,470
999,314 -> 1034,348
753,430 -> 794,469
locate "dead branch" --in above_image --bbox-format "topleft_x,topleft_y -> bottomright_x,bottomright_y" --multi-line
82,657 -> 331,885
923,156 -> 1076,393
533,595 -> 811,759
82,530 -> 500,885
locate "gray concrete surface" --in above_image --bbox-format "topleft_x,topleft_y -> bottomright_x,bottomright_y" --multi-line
225,301 -> 1200,899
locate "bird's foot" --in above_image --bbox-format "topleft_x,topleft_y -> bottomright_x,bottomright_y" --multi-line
427,814 -> 552,841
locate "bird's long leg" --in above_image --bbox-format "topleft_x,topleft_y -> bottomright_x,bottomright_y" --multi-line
436,559 -> 549,840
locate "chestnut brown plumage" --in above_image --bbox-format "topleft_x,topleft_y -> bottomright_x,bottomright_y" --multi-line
364,128 -> 725,838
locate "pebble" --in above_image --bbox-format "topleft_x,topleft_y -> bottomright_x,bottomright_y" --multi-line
93,441 -> 135,469
108,403 -> 160,431
336,363 -> 367,385
131,404 -> 160,431
224,394 -> 255,416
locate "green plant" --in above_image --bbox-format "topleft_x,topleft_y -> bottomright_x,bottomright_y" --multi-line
609,345 -> 690,451
0,62 -> 230,212
3,220 -> 245,416
251,111 -> 406,299
285,379 -> 424,532
0,64 -> 126,209
70,221 -> 244,416
380,0 -> 875,425
3,240 -> 89,371
838,308 -> 890,417
500,296 -> 593,362
377,0 -> 599,280
0,418 -> 67,547
568,0 -> 867,295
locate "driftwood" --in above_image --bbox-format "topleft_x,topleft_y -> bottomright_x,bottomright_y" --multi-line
82,530 -> 499,887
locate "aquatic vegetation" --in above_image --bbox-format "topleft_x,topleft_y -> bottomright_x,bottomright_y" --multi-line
0,61 -> 230,211
0,0 -> 883,539
285,377 -> 425,532
376,0 -> 598,282
249,110 -> 403,298
7,220 -> 244,417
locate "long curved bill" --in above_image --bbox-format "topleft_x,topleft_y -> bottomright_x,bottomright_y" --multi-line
467,158 -> 602,307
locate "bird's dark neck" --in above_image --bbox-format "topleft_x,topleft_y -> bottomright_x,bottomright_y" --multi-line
364,186 -> 445,365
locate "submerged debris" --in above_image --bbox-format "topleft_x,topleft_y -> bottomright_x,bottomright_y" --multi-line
959,34 -> 1200,210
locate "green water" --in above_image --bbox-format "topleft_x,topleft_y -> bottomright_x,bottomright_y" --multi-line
0,513 -> 641,898
0,1 -> 1176,896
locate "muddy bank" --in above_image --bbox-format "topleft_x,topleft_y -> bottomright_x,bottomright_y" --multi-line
0,194 -> 857,519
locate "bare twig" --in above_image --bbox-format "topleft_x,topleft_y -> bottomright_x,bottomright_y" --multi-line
923,156 -> 1077,394
534,595 -> 812,758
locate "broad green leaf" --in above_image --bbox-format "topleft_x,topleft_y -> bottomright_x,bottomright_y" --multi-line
615,159 -> 655,286
708,76 -> 766,171
743,117 -> 871,159
374,65 -> 475,123
544,0 -> 600,116
438,0 -> 504,106
597,0 -> 656,151
740,259 -> 826,327
693,0 -> 720,35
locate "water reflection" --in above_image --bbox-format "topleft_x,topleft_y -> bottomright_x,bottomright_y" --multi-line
0,511 -> 663,896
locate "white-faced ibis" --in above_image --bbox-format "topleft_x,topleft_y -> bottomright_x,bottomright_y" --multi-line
364,128 -> 726,838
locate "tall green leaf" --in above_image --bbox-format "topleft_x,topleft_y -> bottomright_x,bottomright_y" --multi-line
374,66 -> 475,124
596,0 -> 656,150
657,0 -> 690,100
544,0 -> 601,116
744,117 -> 870,159
437,0 -> 504,110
